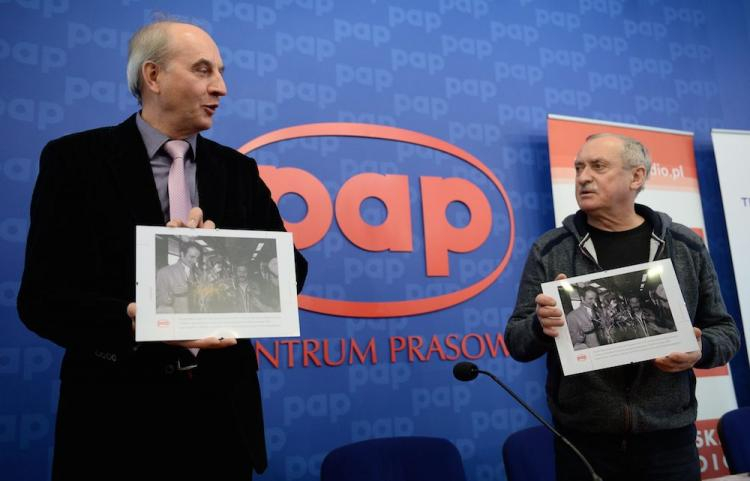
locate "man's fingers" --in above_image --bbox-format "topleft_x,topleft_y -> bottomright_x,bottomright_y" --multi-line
654,350 -> 701,372
664,352 -> 689,363
165,208 -> 215,229
542,327 -> 560,338
167,337 -> 238,349
653,356 -> 675,371
538,305 -> 563,319
535,293 -> 557,307
127,302 -> 137,333
655,328 -> 702,372
540,315 -> 564,326
536,289 -> 563,339
537,303 -> 564,339
193,337 -> 236,349
187,207 -> 204,228
534,275 -> 568,338
654,356 -> 688,373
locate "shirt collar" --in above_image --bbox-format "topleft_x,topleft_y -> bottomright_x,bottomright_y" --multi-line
136,112 -> 198,160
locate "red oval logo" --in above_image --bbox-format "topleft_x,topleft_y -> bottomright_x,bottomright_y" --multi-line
239,122 -> 515,318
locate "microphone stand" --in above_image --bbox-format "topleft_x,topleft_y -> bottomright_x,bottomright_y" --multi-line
477,368 -> 603,481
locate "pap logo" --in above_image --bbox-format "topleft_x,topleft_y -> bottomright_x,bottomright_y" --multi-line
239,123 -> 514,317
157,319 -> 170,327
576,353 -> 588,362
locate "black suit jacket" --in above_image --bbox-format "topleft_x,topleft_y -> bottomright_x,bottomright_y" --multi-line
17,114 -> 307,475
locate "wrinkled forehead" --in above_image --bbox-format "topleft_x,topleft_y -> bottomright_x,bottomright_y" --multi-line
164,23 -> 222,63
576,136 -> 625,163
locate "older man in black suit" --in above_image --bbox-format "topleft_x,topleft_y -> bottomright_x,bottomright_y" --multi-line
17,20 -> 307,480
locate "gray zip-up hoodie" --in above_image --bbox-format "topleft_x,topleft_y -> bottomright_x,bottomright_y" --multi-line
505,204 -> 739,433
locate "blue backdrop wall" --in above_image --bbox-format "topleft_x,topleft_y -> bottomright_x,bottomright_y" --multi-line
1,1 -> 749,480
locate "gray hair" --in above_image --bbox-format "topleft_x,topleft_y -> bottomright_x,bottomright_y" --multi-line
586,132 -> 652,192
126,21 -> 175,104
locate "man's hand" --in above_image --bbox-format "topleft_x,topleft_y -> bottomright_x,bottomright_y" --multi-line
653,327 -> 702,372
125,302 -> 237,349
167,337 -> 238,349
127,302 -> 137,333
535,273 -> 567,337
166,207 -> 216,229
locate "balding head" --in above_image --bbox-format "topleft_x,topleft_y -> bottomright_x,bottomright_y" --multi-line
127,21 -> 175,104
129,21 -> 226,138
584,133 -> 652,193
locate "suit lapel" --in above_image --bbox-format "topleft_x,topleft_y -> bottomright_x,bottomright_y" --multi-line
195,135 -> 226,224
105,115 -> 165,226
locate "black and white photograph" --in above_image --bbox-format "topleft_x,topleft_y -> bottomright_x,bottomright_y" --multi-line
558,269 -> 677,352
542,259 -> 699,375
135,226 -> 300,342
154,234 -> 281,315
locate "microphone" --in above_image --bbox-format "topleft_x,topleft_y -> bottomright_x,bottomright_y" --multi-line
453,361 -> 602,481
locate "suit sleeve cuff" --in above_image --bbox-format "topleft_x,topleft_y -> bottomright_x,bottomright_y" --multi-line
531,315 -> 554,345
695,335 -> 715,369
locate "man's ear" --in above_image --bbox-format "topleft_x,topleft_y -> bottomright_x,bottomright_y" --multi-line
141,61 -> 161,96
631,165 -> 647,191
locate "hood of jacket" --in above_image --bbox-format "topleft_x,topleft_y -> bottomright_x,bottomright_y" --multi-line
561,203 -> 670,266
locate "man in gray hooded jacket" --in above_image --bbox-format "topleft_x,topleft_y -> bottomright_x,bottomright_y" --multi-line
505,133 -> 739,481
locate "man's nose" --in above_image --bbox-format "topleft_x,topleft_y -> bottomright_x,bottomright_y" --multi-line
210,72 -> 227,97
577,166 -> 593,183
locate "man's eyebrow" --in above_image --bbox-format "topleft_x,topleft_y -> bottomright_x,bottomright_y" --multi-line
192,58 -> 223,72
580,157 -> 608,163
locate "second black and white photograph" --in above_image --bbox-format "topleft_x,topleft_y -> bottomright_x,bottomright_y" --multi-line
558,268 -> 676,351
542,259 -> 697,375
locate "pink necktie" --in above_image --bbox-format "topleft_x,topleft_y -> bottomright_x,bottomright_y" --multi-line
164,140 -> 192,223
165,141 -> 199,357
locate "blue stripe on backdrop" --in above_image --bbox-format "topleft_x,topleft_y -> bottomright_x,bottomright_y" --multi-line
1,1 -> 748,480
